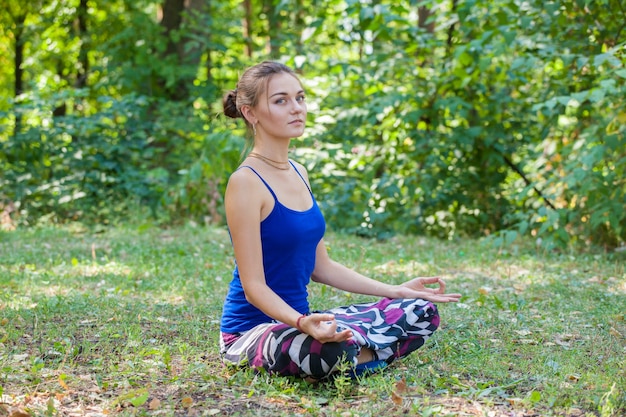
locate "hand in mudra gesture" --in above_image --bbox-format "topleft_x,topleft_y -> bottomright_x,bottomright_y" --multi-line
298,313 -> 353,344
397,276 -> 462,303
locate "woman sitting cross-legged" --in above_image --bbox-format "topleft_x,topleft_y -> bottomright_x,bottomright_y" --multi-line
219,61 -> 462,381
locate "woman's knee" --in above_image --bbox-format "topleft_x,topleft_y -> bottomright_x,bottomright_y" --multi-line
428,302 -> 441,330
406,299 -> 440,330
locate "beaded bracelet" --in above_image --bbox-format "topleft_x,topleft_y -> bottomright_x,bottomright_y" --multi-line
296,314 -> 308,332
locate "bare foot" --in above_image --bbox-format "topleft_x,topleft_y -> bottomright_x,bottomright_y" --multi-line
356,347 -> 375,364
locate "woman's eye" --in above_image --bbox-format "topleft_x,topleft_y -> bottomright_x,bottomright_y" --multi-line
274,96 -> 305,104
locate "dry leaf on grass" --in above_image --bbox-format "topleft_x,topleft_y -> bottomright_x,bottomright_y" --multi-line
391,390 -> 403,406
567,374 -> 581,382
609,327 -> 623,338
58,375 -> 69,390
149,398 -> 161,410
8,409 -> 31,417
181,396 -> 193,408
395,377 -> 408,394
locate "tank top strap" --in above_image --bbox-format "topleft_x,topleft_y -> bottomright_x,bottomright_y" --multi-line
289,161 -> 314,195
238,165 -> 279,201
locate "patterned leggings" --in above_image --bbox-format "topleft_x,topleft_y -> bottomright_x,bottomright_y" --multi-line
220,298 -> 440,380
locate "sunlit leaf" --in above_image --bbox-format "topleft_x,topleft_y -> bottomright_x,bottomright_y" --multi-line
129,392 -> 149,407
529,391 -> 541,403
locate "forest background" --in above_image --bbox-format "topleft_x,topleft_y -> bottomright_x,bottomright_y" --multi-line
1,0 -> 625,251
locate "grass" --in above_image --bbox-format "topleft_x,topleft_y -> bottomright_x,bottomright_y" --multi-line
0,223 -> 624,416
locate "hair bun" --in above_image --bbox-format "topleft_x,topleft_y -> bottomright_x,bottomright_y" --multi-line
223,89 -> 241,119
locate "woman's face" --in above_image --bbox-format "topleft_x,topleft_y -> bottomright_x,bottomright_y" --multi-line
253,72 -> 307,140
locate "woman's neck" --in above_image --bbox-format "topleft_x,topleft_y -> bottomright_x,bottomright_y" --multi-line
252,140 -> 291,161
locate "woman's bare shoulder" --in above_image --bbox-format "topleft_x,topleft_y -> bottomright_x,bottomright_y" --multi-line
290,159 -> 311,178
227,165 -> 262,189
225,166 -> 267,206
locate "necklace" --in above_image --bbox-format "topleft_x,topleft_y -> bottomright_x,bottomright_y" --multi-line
248,152 -> 290,170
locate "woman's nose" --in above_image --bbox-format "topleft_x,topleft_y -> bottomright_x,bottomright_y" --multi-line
291,100 -> 304,112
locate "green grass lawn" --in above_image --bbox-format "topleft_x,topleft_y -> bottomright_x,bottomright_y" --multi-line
1,224 -> 624,416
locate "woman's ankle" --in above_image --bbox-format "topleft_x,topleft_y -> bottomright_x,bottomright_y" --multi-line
356,347 -> 375,364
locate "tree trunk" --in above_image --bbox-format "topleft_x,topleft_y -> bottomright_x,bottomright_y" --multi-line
75,0 -> 89,89
52,61 -> 67,117
294,0 -> 305,60
418,6 -> 435,33
161,0 -> 185,57
158,0 -> 206,101
13,12 -> 27,137
243,0 -> 253,58
447,0 -> 458,49
159,0 -> 187,100
205,0 -> 213,83
264,0 -> 281,59
14,30 -> 24,98
183,0 -> 206,65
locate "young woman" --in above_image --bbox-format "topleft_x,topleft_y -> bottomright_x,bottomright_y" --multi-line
220,61 -> 461,381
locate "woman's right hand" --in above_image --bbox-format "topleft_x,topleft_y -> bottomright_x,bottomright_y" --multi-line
298,313 -> 353,343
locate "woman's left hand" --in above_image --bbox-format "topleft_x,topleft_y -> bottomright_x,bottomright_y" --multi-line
395,276 -> 462,303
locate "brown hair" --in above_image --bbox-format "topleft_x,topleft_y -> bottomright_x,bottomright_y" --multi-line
222,61 -> 301,129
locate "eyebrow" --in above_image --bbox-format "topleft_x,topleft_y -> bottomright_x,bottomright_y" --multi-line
269,90 -> 305,98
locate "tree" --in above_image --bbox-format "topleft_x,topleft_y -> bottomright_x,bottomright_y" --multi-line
3,2 -> 30,136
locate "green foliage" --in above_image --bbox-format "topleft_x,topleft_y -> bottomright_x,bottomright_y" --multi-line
161,127 -> 243,225
2,92 -> 160,223
299,0 -> 626,249
0,0 -> 624,249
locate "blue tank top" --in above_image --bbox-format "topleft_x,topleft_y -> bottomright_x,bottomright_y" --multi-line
220,162 -> 326,333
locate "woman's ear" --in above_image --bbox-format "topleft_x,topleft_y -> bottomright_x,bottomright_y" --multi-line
240,105 -> 257,125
